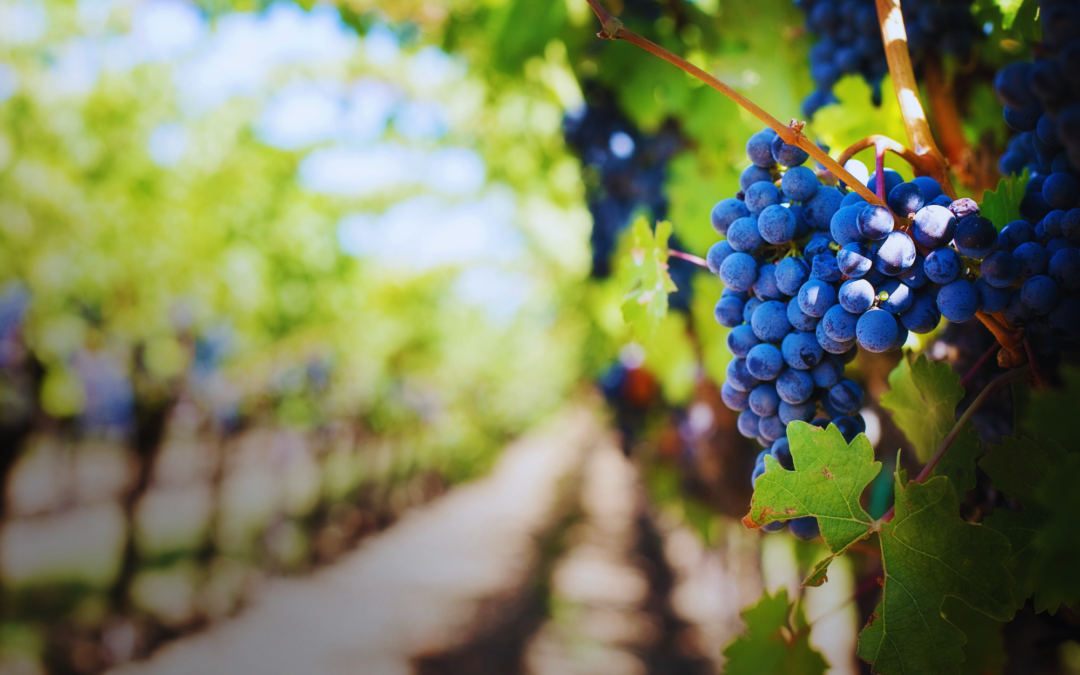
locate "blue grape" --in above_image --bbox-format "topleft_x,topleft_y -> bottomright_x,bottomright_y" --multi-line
999,220 -> 1036,252
930,194 -> 953,207
771,437 -> 793,470
745,181 -> 781,215
1003,290 -> 1034,326
721,382 -> 750,411
1044,211 -> 1066,239
1062,209 -> 1080,243
804,234 -> 836,259
771,135 -> 809,167
720,252 -> 759,291
779,400 -> 817,424
867,169 -> 904,196
811,254 -> 842,282
749,384 -> 781,417
711,198 -> 750,235
799,279 -> 838,317
831,205 -> 865,245
994,62 -> 1036,109
775,257 -> 810,295
706,240 -> 734,275
789,517 -> 820,540
727,216 -> 764,252
888,181 -> 924,217
817,319 -> 857,354
759,205 -> 797,244
744,297 -> 762,325
1020,275 -> 1060,315
981,250 -> 1020,288
898,255 -> 927,289
975,278 -> 1010,314
949,197 -> 980,221
782,166 -> 821,202
900,293 -> 940,333
715,295 -> 745,328
1049,247 -> 1080,291
822,304 -> 859,342
759,415 -> 785,442
805,186 -> 844,230
726,357 -> 759,392
738,410 -> 762,438
857,204 -> 894,241
740,165 -> 774,191
727,324 -> 761,358
787,298 -> 821,332
751,450 -> 769,486
1014,239 -> 1049,280
911,176 -> 943,202
839,278 -> 876,314
832,416 -> 862,443
746,343 -> 784,381
1048,237 -> 1072,256
954,215 -> 999,259
924,247 -> 961,284
829,379 -> 864,415
811,356 -> 843,388
879,278 -> 914,314
874,231 -> 917,275
1003,104 -> 1042,132
856,308 -> 899,352
754,264 -> 784,300
752,300 -> 793,343
937,279 -> 979,322
911,204 -> 957,248
838,242 -> 873,277
781,330 -> 824,370
1050,297 -> 1080,340
746,131 -> 777,168
777,369 -> 815,404
1042,172 -> 1080,210
841,191 -> 867,207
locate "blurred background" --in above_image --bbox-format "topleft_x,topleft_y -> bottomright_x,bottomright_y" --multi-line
0,0 -> 1041,673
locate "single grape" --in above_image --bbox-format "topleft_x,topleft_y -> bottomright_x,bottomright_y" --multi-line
924,247 -> 961,284
1050,297 -> 1080,340
949,197 -> 980,221
888,181 -> 924,217
994,62 -> 1036,109
738,410 -> 762,438
746,130 -> 777,168
837,242 -> 873,278
1047,237 -> 1071,257
743,297 -> 762,324
878,278 -> 914,314
771,437 -> 793,470
711,198 -> 751,234
751,300 -> 793,343
911,205 -> 957,248
841,191 -> 867,208
726,357 -> 760,392
805,186 -> 844,230
759,204 -> 797,244
720,252 -> 759,291
799,279 -> 838,317
1014,241 -> 1050,280
781,330 -> 824,370
1042,172 -> 1080,210
1003,289 -> 1034,326
832,416 -> 862,443
998,220 -> 1035,252
900,293 -> 941,333
781,166 -> 821,202
775,257 -> 811,295
839,278 -> 876,314
777,369 -> 815,404
857,204 -> 894,241
727,216 -> 764,252
746,343 -> 784,381
727,324 -> 761,358
874,231 -> 917,275
981,250 -> 1020,288
1061,209 -> 1080,243
714,296 -> 745,328
740,165 -> 774,192
816,319 -> 857,354
779,400 -> 817,424
856,308 -> 899,352
771,134 -> 810,167
706,241 -> 734,275
789,517 -> 820,540
754,264 -> 784,300
911,176 -> 943,202
804,234 -> 836,259
937,279 -> 979,322
1020,275 -> 1060,315
823,304 -> 859,342
745,181 -> 781,215
831,204 -> 865,245
720,382 -> 750,411
749,384 -> 781,417
867,169 -> 904,196
1049,247 -> 1080,290
787,298 -> 821,332
759,415 -> 786,442
898,255 -> 927,289
829,379 -> 864,415
975,278 -> 1010,314
811,254 -> 843,282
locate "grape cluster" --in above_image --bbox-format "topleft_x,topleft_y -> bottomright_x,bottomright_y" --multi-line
709,127 -> 1080,537
795,0 -> 979,118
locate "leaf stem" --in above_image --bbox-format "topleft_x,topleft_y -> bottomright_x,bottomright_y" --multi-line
582,0 -> 884,206
879,365 -> 1031,523
668,248 -> 710,268
873,0 -> 956,198
959,342 -> 1000,389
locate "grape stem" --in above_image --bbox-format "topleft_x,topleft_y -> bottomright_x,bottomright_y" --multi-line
923,54 -> 981,193
1023,338 -> 1046,390
581,0 -> 883,206
836,135 -> 930,182
668,248 -> 710,268
878,365 -> 1031,524
873,0 -> 956,199
959,342 -> 1001,388
975,310 -> 1026,368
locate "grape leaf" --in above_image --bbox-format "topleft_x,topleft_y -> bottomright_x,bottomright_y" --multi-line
978,169 -> 1030,231
1029,452 -> 1080,613
941,597 -> 1006,675
721,587 -> 829,675
857,474 -> 1015,675
743,422 -> 879,585
1017,366 -> 1080,451
880,354 -> 981,493
621,217 -> 677,337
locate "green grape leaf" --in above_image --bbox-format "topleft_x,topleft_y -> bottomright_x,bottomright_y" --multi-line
1018,366 -> 1080,451
880,355 -> 979,490
979,169 -> 1030,231
621,217 -> 677,337
857,475 -> 1015,675
941,597 -> 1007,675
721,587 -> 829,675
743,422 -> 879,557
1029,452 -> 1080,613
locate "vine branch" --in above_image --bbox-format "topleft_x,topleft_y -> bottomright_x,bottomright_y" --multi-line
582,0 -> 884,206
668,248 -> 709,268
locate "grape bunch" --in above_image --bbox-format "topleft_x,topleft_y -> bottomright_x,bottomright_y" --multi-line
708,126 -> 1080,538
794,0 -> 979,118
